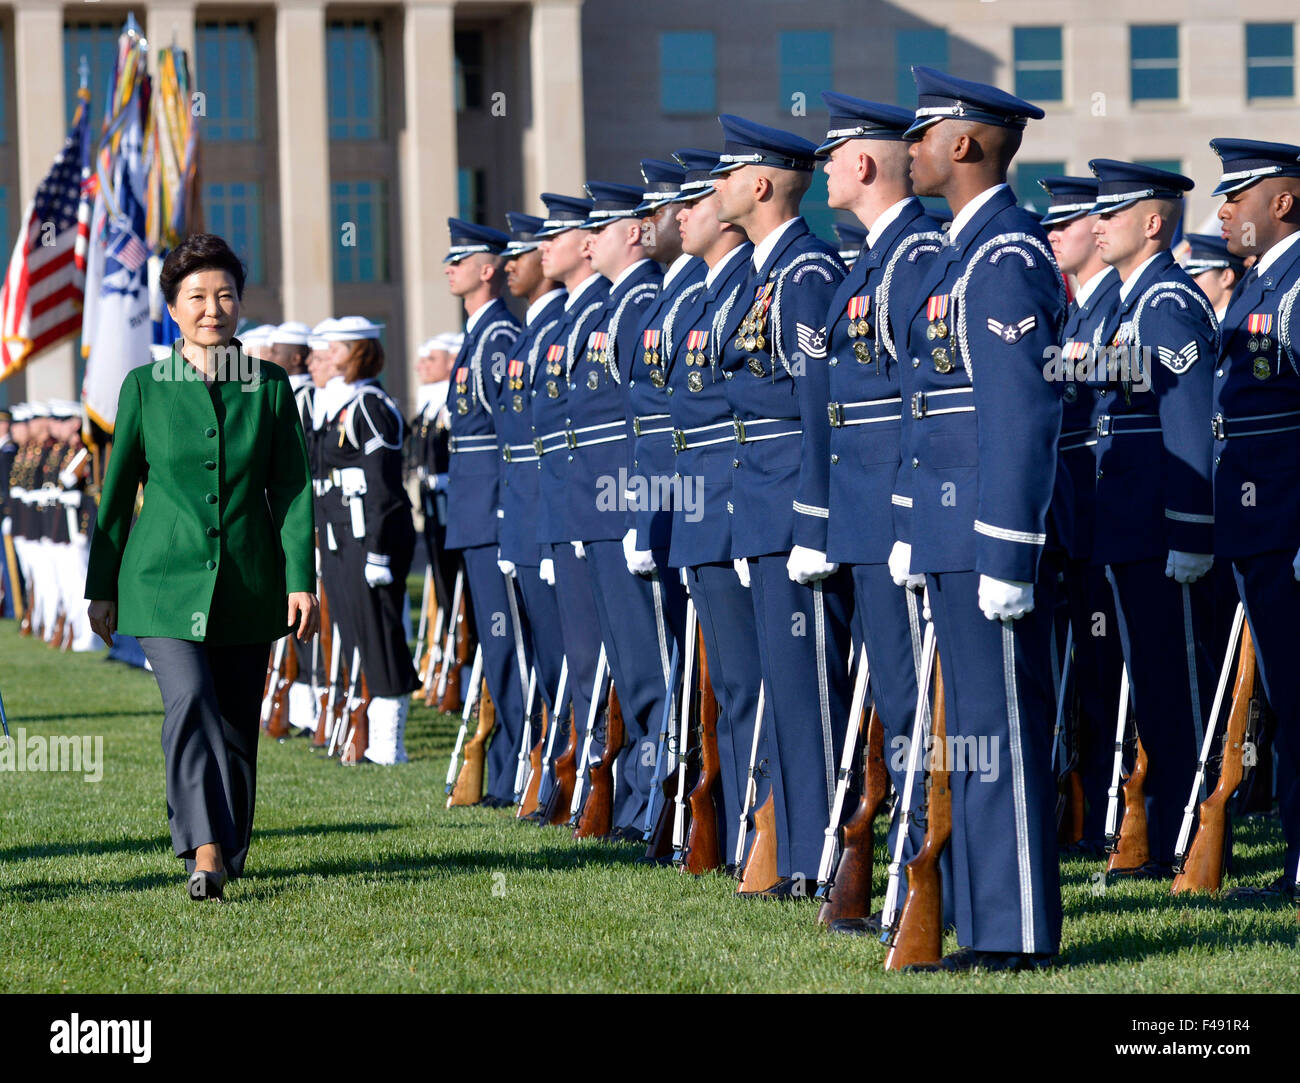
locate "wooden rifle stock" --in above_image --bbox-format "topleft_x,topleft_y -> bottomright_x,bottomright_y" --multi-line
313,589 -> 334,746
1056,681 -> 1086,845
341,672 -> 371,765
1107,737 -> 1150,872
817,705 -> 887,926
886,655 -> 950,971
575,683 -> 624,839
266,643 -> 297,739
737,792 -> 779,893
449,677 -> 494,806
518,703 -> 548,819
544,706 -> 579,825
1172,625 -> 1257,895
439,591 -> 470,712
49,611 -> 65,650
682,627 -> 722,873
19,581 -> 34,636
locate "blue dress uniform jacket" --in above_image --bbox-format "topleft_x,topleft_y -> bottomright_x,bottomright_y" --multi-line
667,245 -> 754,569
896,186 -> 1067,582
1091,250 -> 1218,565
497,290 -> 568,566
626,257 -> 707,552
717,219 -> 848,557
564,259 -> 662,543
445,297 -> 522,551
821,199 -> 942,566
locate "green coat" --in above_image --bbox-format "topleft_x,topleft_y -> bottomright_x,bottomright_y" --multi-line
85,344 -> 315,644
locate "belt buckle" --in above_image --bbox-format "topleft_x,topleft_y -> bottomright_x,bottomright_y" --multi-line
671,429 -> 686,453
1096,415 -> 1112,438
565,430 -> 578,450
827,402 -> 843,428
1211,414 -> 1226,441
910,391 -> 925,420
533,437 -> 545,456
502,446 -> 512,462
633,417 -> 643,437
733,418 -> 747,444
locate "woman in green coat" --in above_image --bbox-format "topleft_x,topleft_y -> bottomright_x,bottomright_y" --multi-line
85,233 -> 318,902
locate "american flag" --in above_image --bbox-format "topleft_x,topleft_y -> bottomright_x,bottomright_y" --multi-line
0,92 -> 92,382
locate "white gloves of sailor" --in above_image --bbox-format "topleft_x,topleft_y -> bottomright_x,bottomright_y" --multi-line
623,529 -> 656,577
58,490 -> 81,507
364,554 -> 394,588
978,575 -> 1034,621
59,468 -> 79,489
1165,550 -> 1213,585
571,540 -> 587,560
888,541 -> 925,591
497,553 -> 516,578
539,558 -> 556,586
1,516 -> 10,535
426,472 -> 448,491
786,545 -> 839,585
733,557 -> 751,589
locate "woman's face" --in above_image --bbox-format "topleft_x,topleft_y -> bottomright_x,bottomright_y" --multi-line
167,269 -> 240,349
324,341 -> 351,381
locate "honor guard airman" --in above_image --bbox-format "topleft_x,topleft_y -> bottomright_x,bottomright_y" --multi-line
1182,233 -> 1247,322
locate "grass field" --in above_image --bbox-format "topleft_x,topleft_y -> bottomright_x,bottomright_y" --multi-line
1,601 -> 1297,994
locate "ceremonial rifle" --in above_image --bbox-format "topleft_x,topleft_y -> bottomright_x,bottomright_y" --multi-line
567,645 -> 611,827
641,642 -> 681,848
733,682 -> 766,872
514,667 -> 538,801
575,679 -> 624,839
885,653 -> 950,970
432,566 -> 465,708
341,672 -> 371,766
518,702 -> 549,819
670,601 -> 699,862
328,647 -> 362,756
412,562 -> 433,682
449,675 -> 494,807
542,703 -> 579,826
1104,666 -> 1151,873
266,640 -> 296,740
315,623 -> 342,748
815,643 -> 871,899
444,645 -> 484,795
681,623 -> 722,873
520,658 -> 569,820
1173,606 -> 1255,895
260,638 -> 287,729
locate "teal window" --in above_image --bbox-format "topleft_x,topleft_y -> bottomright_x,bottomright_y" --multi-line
0,26 -> 8,143
1014,27 -> 1063,103
895,29 -> 948,107
1246,23 -> 1295,100
64,19 -> 138,128
660,32 -> 715,115
779,32 -> 832,113
327,20 -> 385,140
458,168 -> 485,224
1130,25 -> 1179,102
1014,161 -> 1066,214
332,180 -> 389,284
197,22 -> 259,141
802,169 -> 833,244
203,182 -> 264,285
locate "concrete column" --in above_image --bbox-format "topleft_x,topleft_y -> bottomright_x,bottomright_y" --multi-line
275,0 -> 334,323
399,0 -> 460,406
12,4 -> 73,401
522,0 -> 586,202
147,2 -> 197,73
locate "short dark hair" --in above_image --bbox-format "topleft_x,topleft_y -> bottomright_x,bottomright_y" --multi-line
160,233 -> 246,304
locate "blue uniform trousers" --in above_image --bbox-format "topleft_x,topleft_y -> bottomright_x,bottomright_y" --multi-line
747,556 -> 854,882
927,568 -> 1062,955
686,561 -> 765,864
1104,558 -> 1213,864
584,540 -> 686,831
1232,550 -> 1300,883
460,544 -> 531,803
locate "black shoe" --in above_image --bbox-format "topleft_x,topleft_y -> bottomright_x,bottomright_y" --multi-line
1223,875 -> 1298,901
635,853 -> 673,866
903,946 -> 1056,973
737,877 -> 813,901
601,825 -> 644,844
187,869 -> 226,902
1062,839 -> 1108,859
1106,861 -> 1174,882
477,795 -> 511,809
828,911 -> 884,936
520,809 -> 545,823
724,864 -> 739,879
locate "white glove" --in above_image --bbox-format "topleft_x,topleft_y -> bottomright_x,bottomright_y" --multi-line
539,558 -> 555,586
622,529 -> 656,576
786,545 -> 839,585
1,516 -> 10,534
426,472 -> 449,491
59,468 -> 79,489
1293,547 -> 1300,582
571,540 -> 587,559
364,554 -> 394,588
888,540 -> 925,590
497,555 -> 516,578
978,575 -> 1034,621
733,557 -> 751,589
58,490 -> 81,507
1165,550 -> 1213,585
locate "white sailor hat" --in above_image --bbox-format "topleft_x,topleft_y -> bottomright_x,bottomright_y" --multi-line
238,323 -> 277,345
322,315 -> 385,342
272,320 -> 312,346
50,399 -> 82,419
10,404 -> 31,422
308,318 -> 339,350
437,332 -> 464,354
28,401 -> 52,418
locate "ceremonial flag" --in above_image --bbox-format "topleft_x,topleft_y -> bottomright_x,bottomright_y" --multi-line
0,87 -> 92,383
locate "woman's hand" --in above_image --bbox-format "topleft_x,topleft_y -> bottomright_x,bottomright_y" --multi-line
87,600 -> 117,648
287,592 -> 319,641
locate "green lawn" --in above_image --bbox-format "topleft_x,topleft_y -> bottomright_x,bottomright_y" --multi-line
1,611 -> 1296,993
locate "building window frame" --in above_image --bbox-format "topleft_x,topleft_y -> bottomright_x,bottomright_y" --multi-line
1013,26 -> 1064,104
1245,22 -> 1295,101
659,30 -> 716,116
1129,24 -> 1180,104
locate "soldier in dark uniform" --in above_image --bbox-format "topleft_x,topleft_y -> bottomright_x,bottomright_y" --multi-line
1183,233 -> 1246,322
0,406 -> 19,620
317,316 -> 421,764
410,333 -> 455,637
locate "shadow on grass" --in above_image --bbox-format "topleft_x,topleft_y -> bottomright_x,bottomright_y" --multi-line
5,711 -> 158,724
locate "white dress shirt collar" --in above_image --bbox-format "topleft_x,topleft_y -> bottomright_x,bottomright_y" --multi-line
751,217 -> 803,271
706,244 -> 748,289
947,183 -> 1009,246
565,271 -> 604,311
866,197 -> 916,250
526,288 -> 566,326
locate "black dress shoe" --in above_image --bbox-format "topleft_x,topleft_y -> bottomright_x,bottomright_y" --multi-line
737,877 -> 813,900
605,826 -> 644,844
903,946 -> 1056,973
477,795 -> 511,809
187,869 -> 226,902
1223,875 -> 1298,901
635,853 -> 673,866
1106,861 -> 1174,882
828,911 -> 884,936
1061,839 -> 1108,859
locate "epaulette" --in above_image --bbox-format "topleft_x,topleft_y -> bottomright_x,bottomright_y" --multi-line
953,232 -> 1064,379
345,384 -> 405,454
470,318 -> 519,415
1132,279 -> 1220,371
663,281 -> 706,361
877,230 -> 946,363
565,301 -> 606,379
1277,274 -> 1300,375
605,282 -> 660,384
771,250 -> 847,375
526,318 -> 562,383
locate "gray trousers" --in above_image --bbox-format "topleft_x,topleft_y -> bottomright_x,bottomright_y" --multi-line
138,637 -> 271,878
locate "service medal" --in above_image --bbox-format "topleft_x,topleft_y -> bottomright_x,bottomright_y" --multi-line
734,335 -> 745,349
687,371 -> 704,392
857,320 -> 872,337
1248,336 -> 1260,353
587,370 -> 600,390
1260,336 -> 1272,351
747,356 -> 766,377
932,346 -> 953,373
744,335 -> 757,351
644,349 -> 653,365
1063,384 -> 1078,403
1253,356 -> 1272,381
755,333 -> 766,350
456,399 -> 469,415
847,323 -> 858,339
